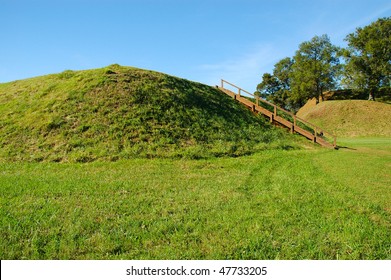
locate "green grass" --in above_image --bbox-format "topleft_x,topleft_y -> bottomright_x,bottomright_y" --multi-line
1,65 -> 390,260
0,65 -> 290,162
1,138 -> 390,259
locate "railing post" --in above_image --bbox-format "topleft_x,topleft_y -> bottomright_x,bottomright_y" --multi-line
291,115 -> 295,134
238,88 -> 241,97
313,127 -> 317,143
274,106 -> 277,117
221,79 -> 223,88
333,136 -> 337,148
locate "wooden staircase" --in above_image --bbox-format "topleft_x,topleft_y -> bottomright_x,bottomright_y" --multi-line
217,80 -> 337,148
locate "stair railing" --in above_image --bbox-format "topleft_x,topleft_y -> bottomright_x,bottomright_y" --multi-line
219,79 -> 337,148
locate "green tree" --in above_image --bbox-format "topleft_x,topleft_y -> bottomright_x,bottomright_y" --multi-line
343,17 -> 391,100
256,57 -> 293,109
290,35 -> 341,104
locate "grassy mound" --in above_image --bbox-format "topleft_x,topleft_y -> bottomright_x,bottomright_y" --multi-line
297,100 -> 391,137
0,65 -> 289,162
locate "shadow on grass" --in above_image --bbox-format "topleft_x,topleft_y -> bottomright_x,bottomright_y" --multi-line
337,146 -> 357,151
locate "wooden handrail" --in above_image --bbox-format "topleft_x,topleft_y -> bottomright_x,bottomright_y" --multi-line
220,79 -> 337,148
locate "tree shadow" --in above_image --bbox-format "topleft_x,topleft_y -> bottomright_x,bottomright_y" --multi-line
336,146 -> 357,150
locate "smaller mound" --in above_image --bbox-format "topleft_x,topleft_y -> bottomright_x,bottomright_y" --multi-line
297,100 -> 391,137
0,65 -> 291,162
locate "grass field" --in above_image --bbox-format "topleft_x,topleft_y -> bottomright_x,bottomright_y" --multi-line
1,138 -> 390,260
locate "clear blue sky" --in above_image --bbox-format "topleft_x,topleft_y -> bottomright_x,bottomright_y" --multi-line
1,0 -> 390,91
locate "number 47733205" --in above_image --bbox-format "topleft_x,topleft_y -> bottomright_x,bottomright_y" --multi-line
219,266 -> 267,276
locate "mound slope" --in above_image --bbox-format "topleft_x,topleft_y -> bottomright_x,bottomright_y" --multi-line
297,100 -> 391,137
0,65 -> 287,162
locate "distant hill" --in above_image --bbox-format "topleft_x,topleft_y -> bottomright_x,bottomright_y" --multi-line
297,100 -> 391,137
0,65 -> 289,162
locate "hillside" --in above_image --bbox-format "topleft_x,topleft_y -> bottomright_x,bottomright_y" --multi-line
297,100 -> 391,137
0,65 -> 289,162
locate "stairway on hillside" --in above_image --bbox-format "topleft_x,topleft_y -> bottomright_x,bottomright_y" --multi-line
217,80 -> 337,148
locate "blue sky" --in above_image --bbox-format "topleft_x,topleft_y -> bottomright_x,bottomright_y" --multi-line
1,0 -> 390,91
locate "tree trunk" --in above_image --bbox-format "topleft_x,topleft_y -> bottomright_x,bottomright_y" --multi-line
320,91 -> 324,101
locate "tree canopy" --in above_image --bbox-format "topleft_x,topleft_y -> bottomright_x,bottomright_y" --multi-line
343,16 -> 391,99
256,17 -> 390,110
256,35 -> 341,110
290,35 -> 341,104
256,57 -> 293,108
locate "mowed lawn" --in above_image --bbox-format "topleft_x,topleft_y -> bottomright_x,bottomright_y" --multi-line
1,138 -> 390,259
